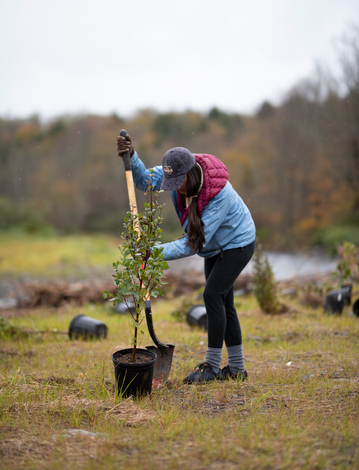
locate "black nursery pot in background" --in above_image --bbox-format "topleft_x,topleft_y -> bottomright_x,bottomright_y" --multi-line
353,299 -> 359,318
186,304 -> 207,330
112,348 -> 157,398
324,294 -> 344,315
68,314 -> 108,340
324,285 -> 352,315
113,300 -> 136,314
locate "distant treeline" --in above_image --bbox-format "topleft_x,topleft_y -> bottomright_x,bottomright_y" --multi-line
1,27 -> 358,251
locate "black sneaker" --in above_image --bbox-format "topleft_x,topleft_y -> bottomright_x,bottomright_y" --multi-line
220,366 -> 248,381
183,362 -> 220,384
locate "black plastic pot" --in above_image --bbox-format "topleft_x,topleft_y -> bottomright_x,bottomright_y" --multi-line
112,348 -> 157,398
324,285 -> 352,315
353,299 -> 359,318
113,300 -> 136,314
68,314 -> 107,340
186,304 -> 207,330
324,292 -> 344,315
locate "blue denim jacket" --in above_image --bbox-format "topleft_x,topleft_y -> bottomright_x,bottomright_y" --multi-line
130,152 -> 256,261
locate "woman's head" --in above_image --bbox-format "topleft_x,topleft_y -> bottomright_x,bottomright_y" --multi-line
160,147 -> 195,191
160,147 -> 205,253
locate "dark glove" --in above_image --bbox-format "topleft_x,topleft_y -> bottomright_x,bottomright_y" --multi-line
117,133 -> 135,157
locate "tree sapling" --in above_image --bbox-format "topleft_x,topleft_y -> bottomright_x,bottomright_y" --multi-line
104,175 -> 169,362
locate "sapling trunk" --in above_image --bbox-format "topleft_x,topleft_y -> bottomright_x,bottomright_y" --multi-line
131,275 -> 144,362
132,305 -> 138,362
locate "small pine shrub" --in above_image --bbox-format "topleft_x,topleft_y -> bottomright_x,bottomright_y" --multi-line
253,241 -> 280,314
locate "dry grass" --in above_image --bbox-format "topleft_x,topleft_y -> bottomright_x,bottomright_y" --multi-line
1,288 -> 359,469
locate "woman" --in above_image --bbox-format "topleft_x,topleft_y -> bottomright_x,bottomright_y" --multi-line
117,134 -> 256,384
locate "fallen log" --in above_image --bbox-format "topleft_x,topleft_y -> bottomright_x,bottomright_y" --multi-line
23,279 -> 117,308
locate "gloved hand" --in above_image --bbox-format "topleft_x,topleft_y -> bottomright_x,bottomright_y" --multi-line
117,133 -> 135,157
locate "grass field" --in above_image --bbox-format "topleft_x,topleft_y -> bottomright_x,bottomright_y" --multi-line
1,291 -> 358,470
0,234 -> 358,469
0,233 -> 119,278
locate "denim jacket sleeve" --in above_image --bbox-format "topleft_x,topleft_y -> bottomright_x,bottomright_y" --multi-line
129,151 -> 164,191
160,185 -> 231,260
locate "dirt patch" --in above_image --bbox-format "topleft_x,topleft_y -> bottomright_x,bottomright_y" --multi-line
106,397 -> 156,424
155,383 -> 249,417
6,396 -> 156,427
0,347 -> 20,357
0,428 -> 108,467
0,431 -> 56,464
0,348 -> 35,359
31,376 -> 76,386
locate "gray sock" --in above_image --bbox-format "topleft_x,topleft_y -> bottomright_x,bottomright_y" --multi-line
227,345 -> 245,374
205,347 -> 222,374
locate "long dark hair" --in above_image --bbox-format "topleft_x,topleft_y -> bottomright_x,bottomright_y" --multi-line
186,164 -> 205,253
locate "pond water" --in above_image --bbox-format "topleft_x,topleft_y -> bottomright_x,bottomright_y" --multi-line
167,251 -> 338,281
253,252 -> 337,281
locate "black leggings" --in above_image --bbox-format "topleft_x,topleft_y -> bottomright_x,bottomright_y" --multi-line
203,241 -> 255,349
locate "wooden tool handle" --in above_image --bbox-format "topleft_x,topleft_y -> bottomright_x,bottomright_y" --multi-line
120,129 -> 148,301
120,129 -> 139,224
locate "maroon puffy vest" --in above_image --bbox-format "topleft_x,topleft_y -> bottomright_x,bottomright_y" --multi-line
177,153 -> 228,226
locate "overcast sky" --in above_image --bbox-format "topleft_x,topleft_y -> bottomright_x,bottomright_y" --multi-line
0,0 -> 358,120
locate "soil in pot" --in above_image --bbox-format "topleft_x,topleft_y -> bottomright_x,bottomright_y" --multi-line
112,348 -> 157,398
116,351 -> 154,364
